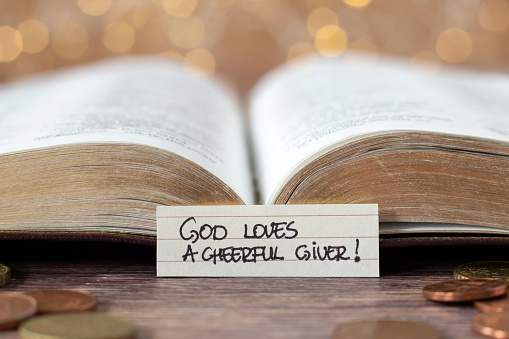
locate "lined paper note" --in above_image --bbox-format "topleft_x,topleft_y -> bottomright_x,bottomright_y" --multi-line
157,204 -> 379,277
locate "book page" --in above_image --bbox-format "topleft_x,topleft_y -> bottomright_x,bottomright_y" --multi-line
380,223 -> 509,235
0,57 -> 253,204
249,56 -> 509,203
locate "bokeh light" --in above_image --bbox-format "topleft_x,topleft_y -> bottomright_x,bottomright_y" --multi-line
307,8 -> 339,37
77,0 -> 112,16
478,0 -> 509,32
103,21 -> 136,53
18,20 -> 49,54
315,25 -> 348,57
0,0 -> 509,89
0,26 -> 23,62
343,0 -> 372,8
185,48 -> 215,76
161,0 -> 198,17
436,28 -> 472,64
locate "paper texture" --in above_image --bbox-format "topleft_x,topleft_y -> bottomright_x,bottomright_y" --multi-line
157,204 -> 379,277
250,57 -> 509,203
0,57 -> 253,204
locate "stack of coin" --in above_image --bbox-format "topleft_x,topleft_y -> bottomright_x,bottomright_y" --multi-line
0,263 -> 136,338
422,278 -> 508,303
419,278 -> 508,338
14,289 -> 136,339
419,261 -> 509,338
453,261 -> 509,338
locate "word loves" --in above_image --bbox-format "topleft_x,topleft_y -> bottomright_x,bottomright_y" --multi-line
178,217 -> 361,265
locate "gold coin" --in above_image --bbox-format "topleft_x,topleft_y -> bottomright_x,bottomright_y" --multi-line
332,319 -> 442,339
455,261 -> 509,282
0,264 -> 10,288
422,278 -> 508,302
0,292 -> 37,330
472,312 -> 509,338
19,312 -> 136,339
24,289 -> 97,314
475,293 -> 509,313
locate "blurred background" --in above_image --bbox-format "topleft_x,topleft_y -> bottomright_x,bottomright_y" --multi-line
0,0 -> 508,92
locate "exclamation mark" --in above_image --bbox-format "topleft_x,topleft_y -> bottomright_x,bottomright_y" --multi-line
354,239 -> 361,262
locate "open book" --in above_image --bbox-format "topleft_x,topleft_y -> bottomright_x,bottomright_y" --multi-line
1,56 -> 508,245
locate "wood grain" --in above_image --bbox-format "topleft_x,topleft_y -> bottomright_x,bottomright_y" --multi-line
0,241 -> 507,339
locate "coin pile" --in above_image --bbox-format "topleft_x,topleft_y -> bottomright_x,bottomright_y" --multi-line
422,261 -> 509,338
331,261 -> 509,339
0,263 -> 136,339
423,278 -> 508,302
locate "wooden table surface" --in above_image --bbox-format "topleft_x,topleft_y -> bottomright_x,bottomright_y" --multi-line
1,241 -> 508,339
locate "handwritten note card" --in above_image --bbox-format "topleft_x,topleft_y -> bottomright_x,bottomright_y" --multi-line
157,204 -> 379,277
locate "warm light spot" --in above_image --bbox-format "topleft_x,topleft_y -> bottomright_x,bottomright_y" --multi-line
52,23 -> 89,59
185,48 -> 215,76
159,50 -> 183,59
436,27 -> 472,63
162,0 -> 198,17
17,20 -> 49,54
344,0 -> 372,8
314,25 -> 347,57
0,26 -> 22,62
287,41 -> 314,64
306,7 -> 338,37
77,0 -> 112,16
103,21 -> 135,53
123,6 -> 153,30
344,39 -> 378,64
410,51 -> 442,73
478,0 -> 509,32
169,16 -> 204,49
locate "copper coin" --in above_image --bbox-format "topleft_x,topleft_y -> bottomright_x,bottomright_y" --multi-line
0,264 -> 11,288
332,319 -> 441,339
24,289 -> 97,314
422,278 -> 508,302
0,292 -> 37,330
472,312 -> 509,338
18,312 -> 136,339
475,293 -> 509,313
455,261 -> 509,282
